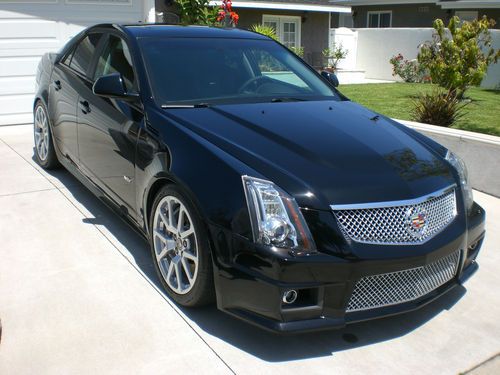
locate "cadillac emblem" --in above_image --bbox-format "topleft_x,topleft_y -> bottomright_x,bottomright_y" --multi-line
405,208 -> 428,238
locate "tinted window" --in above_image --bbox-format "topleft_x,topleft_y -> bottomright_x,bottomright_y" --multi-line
61,50 -> 73,67
94,35 -> 136,91
69,33 -> 102,76
139,37 -> 339,105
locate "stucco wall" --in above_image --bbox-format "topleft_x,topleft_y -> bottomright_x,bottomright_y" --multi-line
356,28 -> 433,80
398,120 -> 500,198
235,9 -> 329,68
352,4 -> 500,29
353,28 -> 500,89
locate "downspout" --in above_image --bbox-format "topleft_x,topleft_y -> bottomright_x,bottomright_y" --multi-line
328,11 -> 332,50
143,0 -> 156,23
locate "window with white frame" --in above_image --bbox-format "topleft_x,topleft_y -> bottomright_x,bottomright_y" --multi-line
262,15 -> 301,48
367,11 -> 392,28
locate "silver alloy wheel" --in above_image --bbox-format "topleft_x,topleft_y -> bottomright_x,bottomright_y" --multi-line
153,195 -> 199,294
34,105 -> 49,162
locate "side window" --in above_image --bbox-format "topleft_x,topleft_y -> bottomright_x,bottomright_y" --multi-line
61,50 -> 73,67
69,33 -> 102,76
94,35 -> 136,92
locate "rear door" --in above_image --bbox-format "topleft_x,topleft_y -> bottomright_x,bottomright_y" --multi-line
77,32 -> 142,220
48,33 -> 103,163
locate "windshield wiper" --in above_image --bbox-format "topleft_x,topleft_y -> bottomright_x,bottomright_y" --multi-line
161,103 -> 210,109
270,97 -> 308,103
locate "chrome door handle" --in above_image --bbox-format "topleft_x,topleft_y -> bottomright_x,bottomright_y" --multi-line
53,80 -> 61,91
79,100 -> 91,114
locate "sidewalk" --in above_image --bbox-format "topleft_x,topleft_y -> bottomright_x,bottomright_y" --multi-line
0,124 -> 499,375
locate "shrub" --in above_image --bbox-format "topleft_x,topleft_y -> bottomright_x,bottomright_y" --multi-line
411,88 -> 468,127
289,46 -> 304,58
250,24 -> 278,41
389,54 -> 427,83
176,0 -> 217,25
322,44 -> 348,71
418,16 -> 500,98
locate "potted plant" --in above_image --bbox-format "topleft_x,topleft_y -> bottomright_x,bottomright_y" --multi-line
322,43 -> 348,72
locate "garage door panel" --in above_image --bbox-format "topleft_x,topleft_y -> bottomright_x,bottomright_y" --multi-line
0,43 -> 60,56
0,0 -> 145,125
0,94 -> 33,115
0,113 -> 32,125
0,57 -> 40,77
0,77 -> 35,96
0,19 -> 57,39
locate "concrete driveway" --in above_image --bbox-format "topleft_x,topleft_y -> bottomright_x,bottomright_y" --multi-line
0,124 -> 499,375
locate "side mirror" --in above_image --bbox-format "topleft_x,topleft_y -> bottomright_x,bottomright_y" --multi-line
93,73 -> 139,101
321,71 -> 339,88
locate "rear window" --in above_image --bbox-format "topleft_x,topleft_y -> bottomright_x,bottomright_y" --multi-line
68,33 -> 102,76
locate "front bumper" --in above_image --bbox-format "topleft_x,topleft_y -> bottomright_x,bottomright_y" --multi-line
211,202 -> 486,333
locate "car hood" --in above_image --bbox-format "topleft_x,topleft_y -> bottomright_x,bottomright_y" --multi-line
161,100 -> 455,210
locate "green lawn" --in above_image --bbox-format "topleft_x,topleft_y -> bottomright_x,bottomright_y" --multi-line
338,83 -> 500,137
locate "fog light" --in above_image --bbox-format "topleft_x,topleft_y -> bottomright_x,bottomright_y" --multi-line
282,290 -> 298,304
468,242 -> 478,251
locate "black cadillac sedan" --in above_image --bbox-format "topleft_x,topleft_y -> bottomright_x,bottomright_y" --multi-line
34,24 -> 485,333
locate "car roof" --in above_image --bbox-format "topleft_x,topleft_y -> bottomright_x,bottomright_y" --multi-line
92,23 -> 269,40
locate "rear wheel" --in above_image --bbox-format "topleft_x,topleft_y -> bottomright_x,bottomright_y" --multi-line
150,185 -> 215,307
33,101 -> 59,169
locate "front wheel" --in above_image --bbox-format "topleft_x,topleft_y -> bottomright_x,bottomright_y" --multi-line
150,185 -> 215,307
33,101 -> 59,169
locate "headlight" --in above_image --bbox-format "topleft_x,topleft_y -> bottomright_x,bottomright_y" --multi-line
242,176 -> 316,252
445,151 -> 473,211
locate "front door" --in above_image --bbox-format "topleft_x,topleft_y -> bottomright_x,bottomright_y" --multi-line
77,33 -> 142,220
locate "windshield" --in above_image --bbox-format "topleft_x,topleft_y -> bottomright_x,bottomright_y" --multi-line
139,36 -> 341,105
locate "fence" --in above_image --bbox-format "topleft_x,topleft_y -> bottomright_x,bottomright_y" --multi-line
330,27 -> 500,89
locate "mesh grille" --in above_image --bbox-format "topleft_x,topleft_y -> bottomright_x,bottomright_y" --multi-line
333,189 -> 456,245
347,250 -> 461,312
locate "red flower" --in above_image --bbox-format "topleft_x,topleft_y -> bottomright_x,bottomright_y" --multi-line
216,0 -> 239,26
230,11 -> 239,24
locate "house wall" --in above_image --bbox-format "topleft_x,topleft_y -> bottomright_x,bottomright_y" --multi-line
352,4 -> 448,28
477,9 -> 500,27
236,9 -> 329,68
351,4 -> 500,28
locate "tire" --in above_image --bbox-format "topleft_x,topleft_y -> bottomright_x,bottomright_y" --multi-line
150,184 -> 215,307
33,101 -> 59,169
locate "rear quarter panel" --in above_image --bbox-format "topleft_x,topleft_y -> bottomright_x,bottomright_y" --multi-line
34,53 -> 57,108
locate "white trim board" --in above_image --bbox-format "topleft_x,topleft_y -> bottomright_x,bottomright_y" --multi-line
209,1 -> 351,13
333,0 -> 500,9
331,0 -> 434,6
437,1 -> 500,9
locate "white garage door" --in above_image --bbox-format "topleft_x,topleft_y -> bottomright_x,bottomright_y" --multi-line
0,0 -> 152,125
